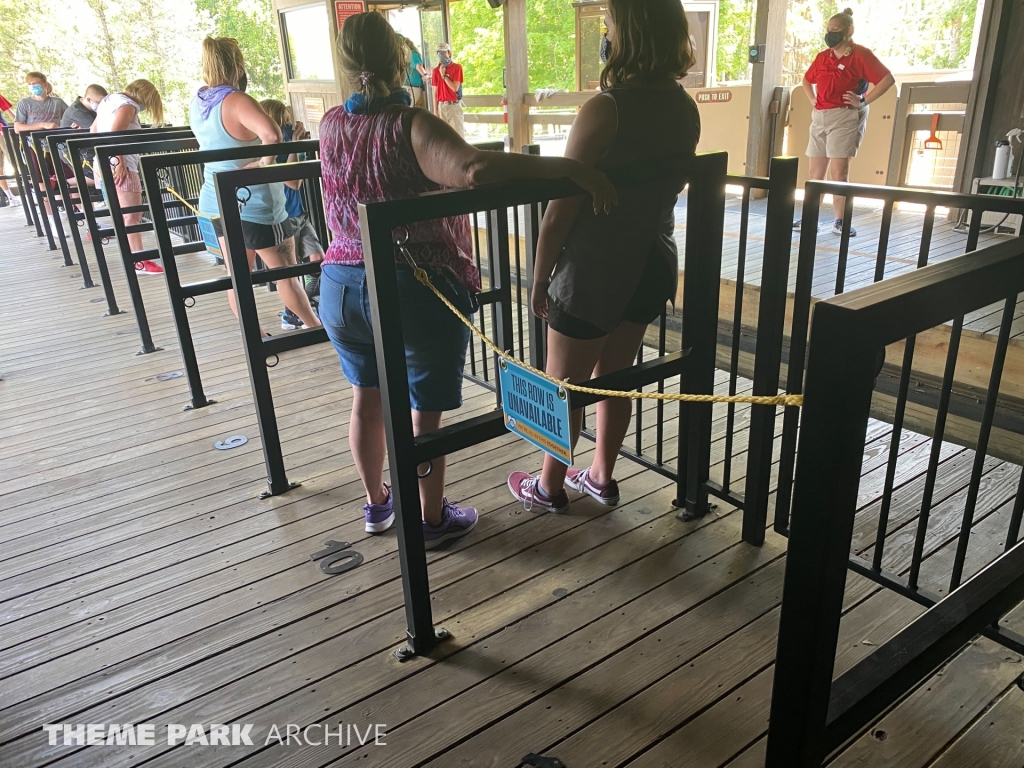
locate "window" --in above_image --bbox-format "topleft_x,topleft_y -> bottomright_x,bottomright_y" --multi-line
281,4 -> 335,81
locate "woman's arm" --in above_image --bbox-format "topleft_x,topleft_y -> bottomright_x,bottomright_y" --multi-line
802,77 -> 816,108
223,92 -> 283,165
409,106 -> 616,212
530,94 -> 617,317
864,73 -> 895,105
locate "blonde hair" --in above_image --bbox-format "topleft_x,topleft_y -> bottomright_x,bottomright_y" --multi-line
26,71 -> 53,95
601,0 -> 695,89
830,7 -> 855,32
337,12 -> 408,100
259,98 -> 291,127
201,36 -> 245,88
123,79 -> 165,127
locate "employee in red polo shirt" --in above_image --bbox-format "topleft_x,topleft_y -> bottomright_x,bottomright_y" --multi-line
431,41 -> 465,137
800,8 -> 894,237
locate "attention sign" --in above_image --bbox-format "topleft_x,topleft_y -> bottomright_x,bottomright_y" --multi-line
499,359 -> 573,466
304,97 -> 326,124
335,1 -> 365,30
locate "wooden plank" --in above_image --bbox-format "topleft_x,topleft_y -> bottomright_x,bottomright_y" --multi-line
928,685 -> 1024,768
830,640 -> 1024,768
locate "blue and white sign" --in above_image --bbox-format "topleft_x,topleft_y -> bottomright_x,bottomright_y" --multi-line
196,214 -> 222,258
499,358 -> 573,466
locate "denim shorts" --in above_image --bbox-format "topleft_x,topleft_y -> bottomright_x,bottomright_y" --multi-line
319,263 -> 474,412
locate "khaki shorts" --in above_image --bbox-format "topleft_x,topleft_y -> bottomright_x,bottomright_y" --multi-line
438,101 -> 465,137
807,105 -> 869,159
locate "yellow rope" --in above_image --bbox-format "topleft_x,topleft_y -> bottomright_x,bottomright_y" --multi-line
410,266 -> 803,408
164,185 -> 206,217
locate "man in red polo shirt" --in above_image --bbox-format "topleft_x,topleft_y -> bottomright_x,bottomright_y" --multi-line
431,41 -> 465,137
800,8 -> 894,236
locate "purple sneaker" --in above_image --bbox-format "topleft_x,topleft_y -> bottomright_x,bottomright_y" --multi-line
564,467 -> 620,506
507,471 -> 570,514
364,485 -> 395,533
422,499 -> 478,549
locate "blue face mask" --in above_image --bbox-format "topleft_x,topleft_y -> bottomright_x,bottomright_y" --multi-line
282,123 -> 293,142
29,84 -> 45,97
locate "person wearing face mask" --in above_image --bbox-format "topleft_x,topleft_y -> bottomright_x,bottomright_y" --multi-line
61,84 -> 109,130
798,8 -> 894,237
190,36 -> 320,334
13,72 -> 69,133
91,79 -> 166,275
431,41 -> 464,136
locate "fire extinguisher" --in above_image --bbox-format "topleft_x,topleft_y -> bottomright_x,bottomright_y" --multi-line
502,95 -> 508,125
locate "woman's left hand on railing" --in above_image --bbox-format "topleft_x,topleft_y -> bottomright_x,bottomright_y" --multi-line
569,164 -> 617,215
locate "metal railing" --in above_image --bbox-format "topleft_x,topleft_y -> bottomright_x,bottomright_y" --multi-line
766,236 -> 1024,767
62,128 -> 194,315
3,126 -> 48,239
138,139 -> 322,409
213,152 -> 734,656
775,181 -> 1024,535
1,126 -> 34,229
93,137 -> 201,353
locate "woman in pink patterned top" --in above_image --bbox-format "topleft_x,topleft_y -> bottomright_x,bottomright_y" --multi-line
320,12 -> 615,548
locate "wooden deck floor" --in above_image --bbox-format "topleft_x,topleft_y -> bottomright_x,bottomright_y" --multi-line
1,205 -> 1023,768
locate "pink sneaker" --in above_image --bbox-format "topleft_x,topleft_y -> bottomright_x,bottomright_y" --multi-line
565,467 -> 620,506
135,260 -> 163,275
508,471 -> 570,514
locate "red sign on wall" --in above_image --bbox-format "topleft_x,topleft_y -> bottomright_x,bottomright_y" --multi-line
335,1 -> 365,30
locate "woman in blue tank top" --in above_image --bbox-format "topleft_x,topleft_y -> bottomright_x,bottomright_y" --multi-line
508,0 -> 700,514
190,36 -> 320,331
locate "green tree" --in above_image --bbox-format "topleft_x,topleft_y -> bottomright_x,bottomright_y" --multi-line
195,0 -> 284,101
716,0 -> 755,83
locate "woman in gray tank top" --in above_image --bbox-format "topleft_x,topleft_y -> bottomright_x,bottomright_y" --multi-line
509,0 -> 701,514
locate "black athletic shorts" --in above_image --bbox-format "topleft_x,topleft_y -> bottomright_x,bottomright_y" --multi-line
212,216 -> 297,251
547,251 -> 675,340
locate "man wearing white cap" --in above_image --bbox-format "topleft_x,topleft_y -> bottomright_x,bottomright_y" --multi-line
431,41 -> 465,136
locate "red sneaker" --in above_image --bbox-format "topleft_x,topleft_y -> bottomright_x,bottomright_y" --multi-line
565,467 -> 620,506
135,260 -> 163,275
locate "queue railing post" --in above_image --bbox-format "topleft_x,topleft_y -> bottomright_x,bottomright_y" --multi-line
677,152 -> 728,518
2,126 -> 35,228
47,131 -> 96,287
522,199 -> 547,371
31,129 -> 76,265
13,131 -> 48,241
215,174 -> 302,497
486,206 -> 515,406
765,303 -> 880,767
774,187 -> 823,531
19,132 -> 59,251
67,135 -> 125,316
94,144 -> 163,354
361,201 -> 446,658
741,155 -> 798,544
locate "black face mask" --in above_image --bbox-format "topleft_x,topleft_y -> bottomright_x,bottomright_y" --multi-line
599,34 -> 609,64
824,31 -> 846,48
238,71 -> 248,93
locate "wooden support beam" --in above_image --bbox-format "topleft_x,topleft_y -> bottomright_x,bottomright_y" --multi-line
503,0 -> 530,152
745,0 -> 787,178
